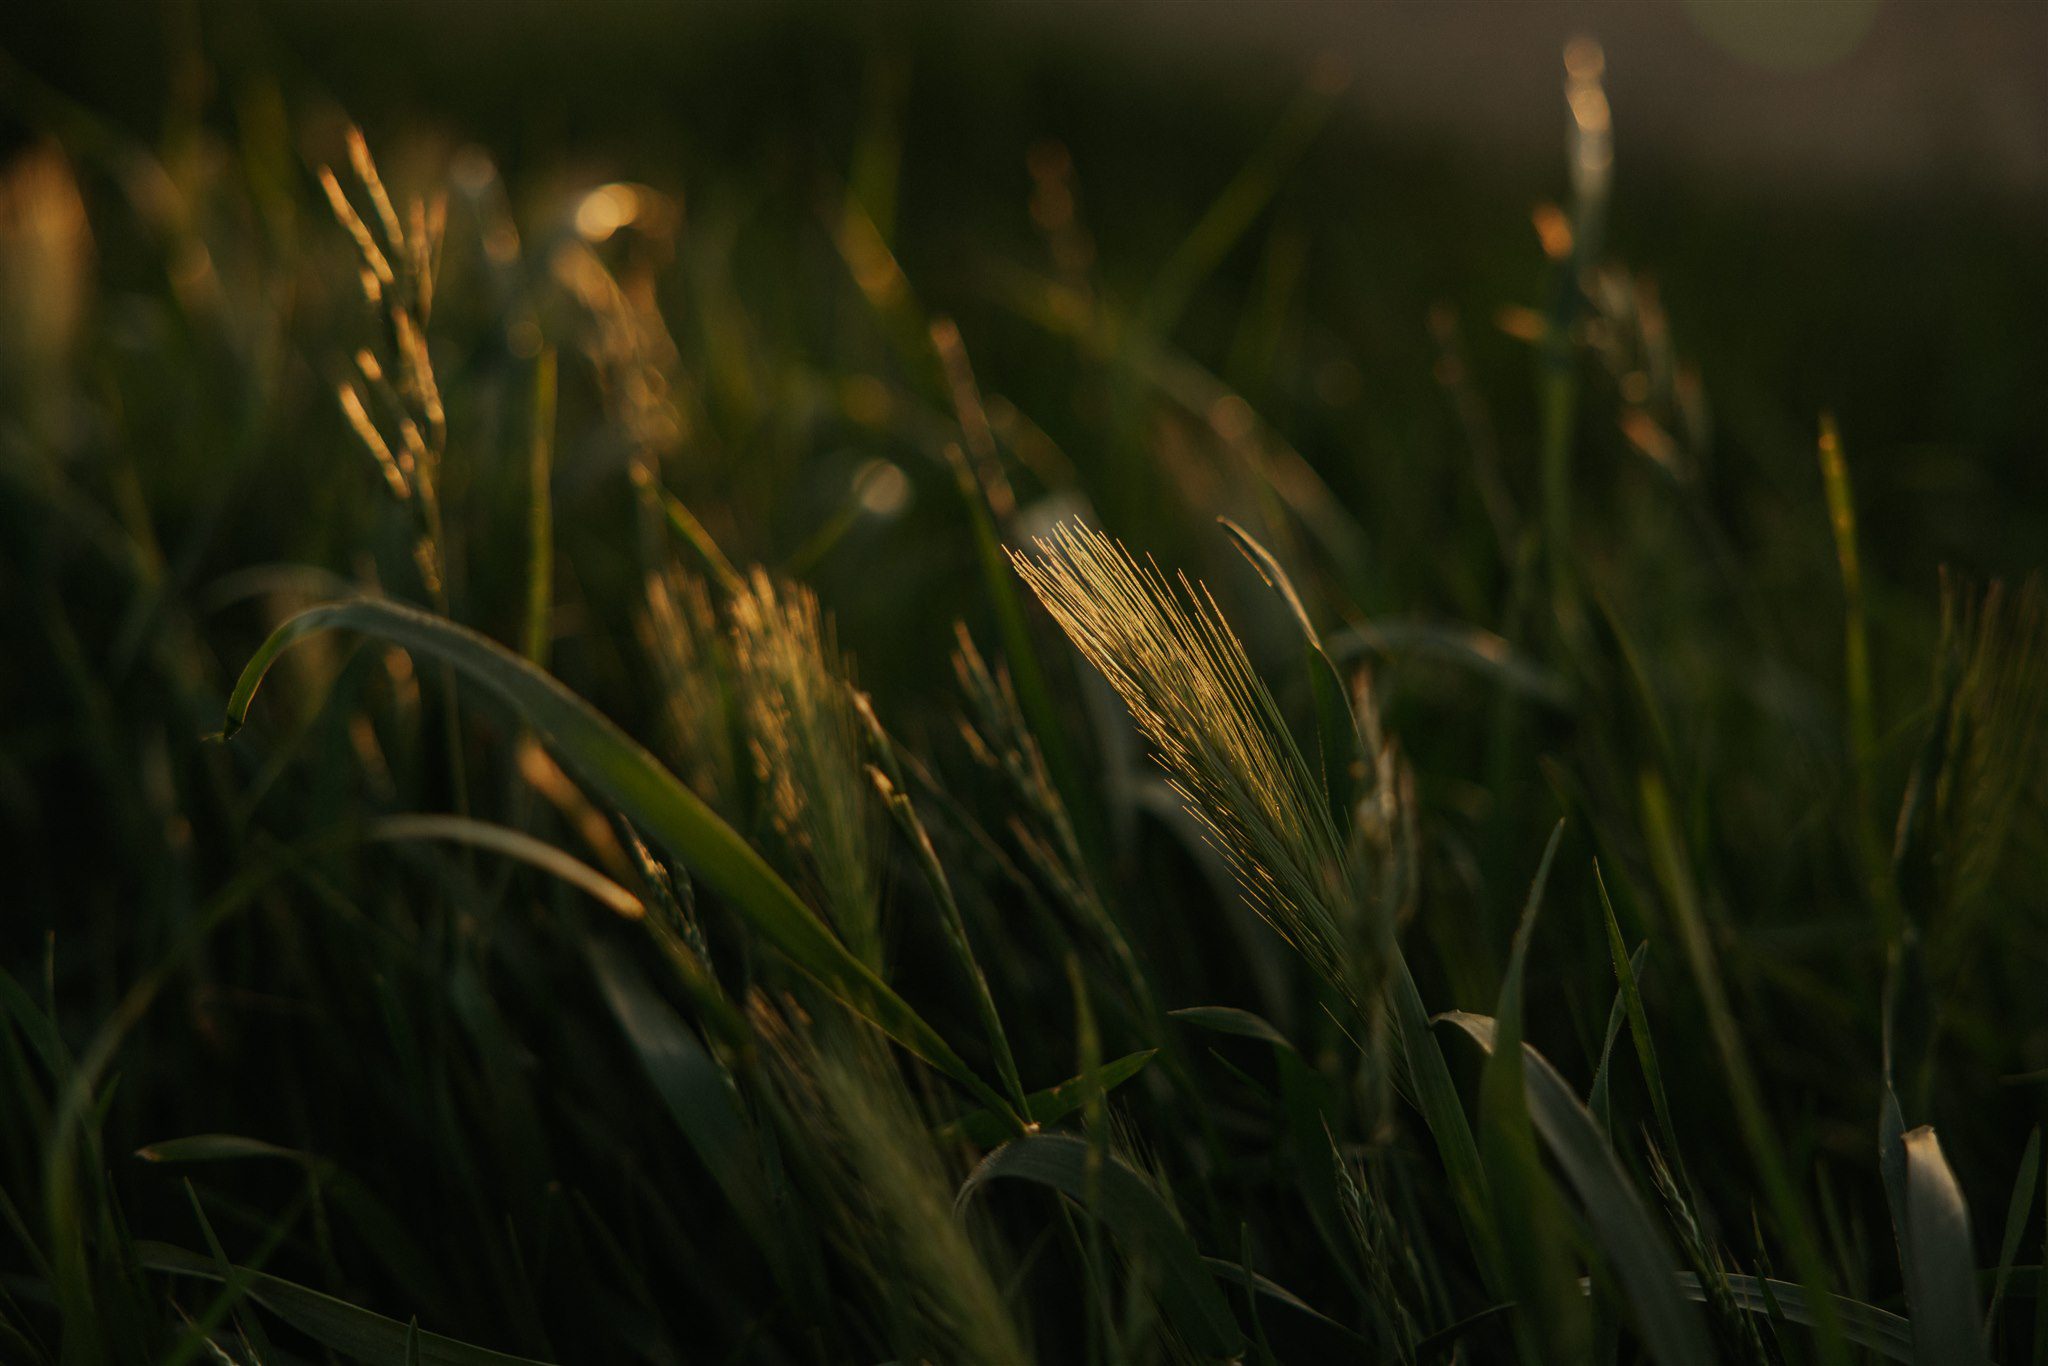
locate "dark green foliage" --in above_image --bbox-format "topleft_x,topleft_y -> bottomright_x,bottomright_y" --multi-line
1,10 -> 2042,1363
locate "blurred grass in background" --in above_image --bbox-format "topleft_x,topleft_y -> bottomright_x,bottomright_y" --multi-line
0,1 -> 2043,1362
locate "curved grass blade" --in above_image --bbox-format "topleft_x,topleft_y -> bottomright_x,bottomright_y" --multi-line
1325,619 -> 1572,710
1168,1005 -> 1294,1051
1415,1303 -> 1517,1363
584,939 -> 780,1260
136,1240 -> 552,1365
1902,1125 -> 1989,1366
364,814 -> 642,919
937,1049 -> 1157,1148
1438,1012 -> 1714,1366
219,598 -> 1005,1114
1988,1127 -> 2040,1338
1677,1273 -> 1912,1362
1200,1257 -> 1372,1355
957,1132 -> 1243,1358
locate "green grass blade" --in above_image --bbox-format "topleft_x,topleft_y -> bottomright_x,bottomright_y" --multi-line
1596,866 -> 1683,1175
647,482 -> 746,597
139,1134 -> 329,1170
136,1241 -> 553,1365
1325,619 -> 1573,711
523,348 -> 556,668
1586,941 -> 1647,1133
1677,1273 -> 1911,1361
1816,417 -> 1876,809
1168,1005 -> 1294,1051
1199,1257 -> 1372,1354
1141,67 -> 1343,337
1901,1125 -> 1989,1366
1439,1012 -> 1714,1366
583,940 -> 780,1255
1639,771 -> 1845,1361
1390,947 -> 1503,1304
937,1049 -> 1157,1148
1219,516 -> 1365,815
364,814 -> 642,919
1477,821 -> 1585,1362
1988,1127 -> 2041,1339
219,598 -> 1005,1114
958,1133 -> 1243,1358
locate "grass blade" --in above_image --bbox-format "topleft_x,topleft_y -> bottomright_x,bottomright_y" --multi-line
136,1241 -> 552,1365
1988,1127 -> 2040,1339
1439,1012 -> 1714,1366
958,1132 -> 1243,1358
1676,1273 -> 1911,1361
522,348 -> 556,668
1477,821 -> 1585,1362
1901,1125 -> 1989,1366
936,1049 -> 1157,1148
363,814 -> 642,919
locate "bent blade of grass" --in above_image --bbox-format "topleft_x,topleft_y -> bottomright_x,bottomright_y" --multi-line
1901,1125 -> 1989,1366
1438,1012 -> 1714,1366
136,1241 -> 553,1366
1169,1005 -> 1294,1050
936,1049 -> 1157,1149
219,598 -> 1006,1114
1200,1257 -> 1372,1355
958,1133 -> 1243,1358
1676,1273 -> 1911,1361
1324,618 -> 1573,711
364,814 -> 642,919
584,939 -> 786,1268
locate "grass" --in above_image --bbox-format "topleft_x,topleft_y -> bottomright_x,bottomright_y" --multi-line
2,9 -> 2045,1364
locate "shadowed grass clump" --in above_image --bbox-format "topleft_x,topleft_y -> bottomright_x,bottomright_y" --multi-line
1,17 -> 2043,1366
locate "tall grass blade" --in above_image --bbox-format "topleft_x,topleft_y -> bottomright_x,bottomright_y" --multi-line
1987,1127 -> 2040,1339
1640,770 -> 1846,1361
1438,1012 -> 1714,1366
1477,821 -> 1585,1362
958,1132 -> 1243,1358
583,941 -> 779,1256
522,348 -> 555,667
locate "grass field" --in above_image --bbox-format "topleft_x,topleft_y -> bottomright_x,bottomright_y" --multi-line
2,7 -> 2045,1363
